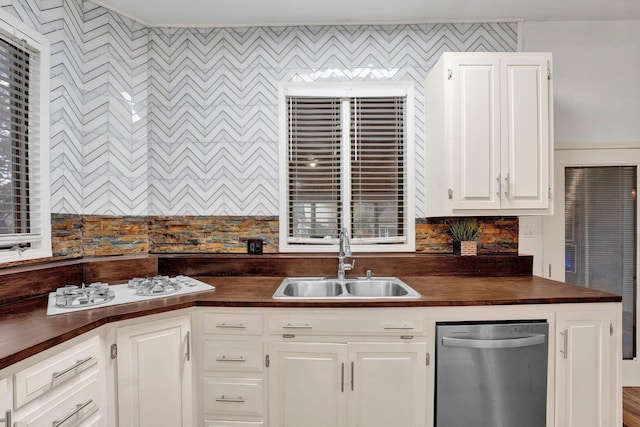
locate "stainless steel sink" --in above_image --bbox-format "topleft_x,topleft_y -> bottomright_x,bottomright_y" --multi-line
273,277 -> 421,299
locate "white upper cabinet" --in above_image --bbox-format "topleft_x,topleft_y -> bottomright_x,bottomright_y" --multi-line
425,52 -> 553,216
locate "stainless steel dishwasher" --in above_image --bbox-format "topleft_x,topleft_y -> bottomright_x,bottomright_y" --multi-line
435,321 -> 548,427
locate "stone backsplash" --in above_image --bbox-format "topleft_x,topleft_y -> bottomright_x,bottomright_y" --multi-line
0,215 -> 521,268
46,214 -> 519,259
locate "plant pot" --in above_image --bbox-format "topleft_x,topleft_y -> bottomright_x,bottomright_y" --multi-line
453,240 -> 477,256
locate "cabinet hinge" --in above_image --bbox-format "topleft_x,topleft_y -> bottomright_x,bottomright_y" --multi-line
447,68 -> 452,80
610,324 -> 614,336
547,66 -> 552,80
265,354 -> 270,368
110,343 -> 118,360
426,353 -> 430,366
548,187 -> 552,200
447,188 -> 453,199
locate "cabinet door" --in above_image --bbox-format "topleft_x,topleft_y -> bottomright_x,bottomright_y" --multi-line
269,342 -> 347,427
347,342 -> 427,427
450,55 -> 501,210
500,56 -> 550,209
556,311 -> 613,427
0,377 -> 10,427
117,315 -> 192,427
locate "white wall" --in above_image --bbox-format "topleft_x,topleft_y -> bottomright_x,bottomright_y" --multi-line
518,20 -> 640,277
522,20 -> 640,144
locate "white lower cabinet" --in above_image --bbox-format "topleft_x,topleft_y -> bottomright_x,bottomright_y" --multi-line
14,375 -> 101,427
269,342 -> 346,427
197,310 -> 267,426
555,309 -> 617,427
115,314 -> 192,427
0,332 -> 106,427
268,341 -> 427,427
0,302 -> 621,427
348,342 -> 427,427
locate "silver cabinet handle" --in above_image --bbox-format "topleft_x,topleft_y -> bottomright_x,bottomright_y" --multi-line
341,362 -> 345,393
504,173 -> 510,198
215,395 -> 245,403
442,334 -> 546,349
185,331 -> 191,362
350,361 -> 354,391
216,355 -> 246,362
560,329 -> 569,359
282,324 -> 312,329
52,399 -> 96,427
215,323 -> 245,329
0,410 -> 11,427
52,357 -> 95,382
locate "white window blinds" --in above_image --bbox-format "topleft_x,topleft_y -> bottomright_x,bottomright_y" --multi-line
287,97 -> 342,241
565,166 -> 637,359
350,97 -> 405,242
0,15 -> 49,257
284,93 -> 408,247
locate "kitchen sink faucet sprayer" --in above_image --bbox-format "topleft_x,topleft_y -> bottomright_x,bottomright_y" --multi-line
338,228 -> 355,279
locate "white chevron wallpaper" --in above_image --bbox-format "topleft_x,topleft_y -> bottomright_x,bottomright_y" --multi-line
2,0 -> 518,217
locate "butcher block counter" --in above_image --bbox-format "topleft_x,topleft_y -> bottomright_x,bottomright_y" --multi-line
0,272 -> 620,370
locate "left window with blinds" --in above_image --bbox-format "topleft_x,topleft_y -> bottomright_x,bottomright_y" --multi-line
0,10 -> 51,263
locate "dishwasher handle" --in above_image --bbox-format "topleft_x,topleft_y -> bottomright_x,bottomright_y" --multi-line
442,334 -> 546,349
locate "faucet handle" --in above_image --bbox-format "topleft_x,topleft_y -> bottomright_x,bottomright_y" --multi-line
366,270 -> 374,279
344,259 -> 355,271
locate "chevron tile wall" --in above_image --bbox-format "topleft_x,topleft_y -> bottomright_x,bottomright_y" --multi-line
146,23 -> 518,216
2,0 -> 518,218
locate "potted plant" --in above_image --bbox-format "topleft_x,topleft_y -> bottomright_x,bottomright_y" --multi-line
448,219 -> 480,256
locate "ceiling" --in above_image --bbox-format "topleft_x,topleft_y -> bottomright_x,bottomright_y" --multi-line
91,0 -> 640,28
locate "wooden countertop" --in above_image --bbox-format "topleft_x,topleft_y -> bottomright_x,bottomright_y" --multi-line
0,275 -> 620,370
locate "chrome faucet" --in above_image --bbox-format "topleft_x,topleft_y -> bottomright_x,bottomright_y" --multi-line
337,228 -> 355,279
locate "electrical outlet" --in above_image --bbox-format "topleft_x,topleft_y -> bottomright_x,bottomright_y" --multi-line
247,238 -> 263,254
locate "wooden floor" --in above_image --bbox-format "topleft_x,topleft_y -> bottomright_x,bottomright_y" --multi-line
624,387 -> 640,426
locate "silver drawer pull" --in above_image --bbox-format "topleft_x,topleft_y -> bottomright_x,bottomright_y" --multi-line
383,326 -> 414,330
216,355 -> 246,362
215,395 -> 245,403
52,357 -> 95,382
283,324 -> 312,329
52,399 -> 96,427
215,323 -> 245,329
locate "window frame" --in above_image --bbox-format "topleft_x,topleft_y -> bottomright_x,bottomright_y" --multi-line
278,82 -> 415,253
542,144 -> 640,383
0,10 -> 51,263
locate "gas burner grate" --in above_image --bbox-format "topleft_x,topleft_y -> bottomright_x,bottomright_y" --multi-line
55,282 -> 116,308
127,275 -> 194,296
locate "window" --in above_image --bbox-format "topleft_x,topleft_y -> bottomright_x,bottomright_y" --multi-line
279,83 -> 415,252
0,10 -> 50,263
565,166 -> 637,359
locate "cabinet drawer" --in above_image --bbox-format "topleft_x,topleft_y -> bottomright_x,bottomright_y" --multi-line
204,313 -> 263,335
204,377 -> 263,417
204,340 -> 264,372
14,375 -> 100,427
269,315 -> 425,335
14,336 -> 100,409
205,422 -> 263,427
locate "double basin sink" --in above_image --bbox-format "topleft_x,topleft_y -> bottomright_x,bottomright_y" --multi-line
272,277 -> 421,299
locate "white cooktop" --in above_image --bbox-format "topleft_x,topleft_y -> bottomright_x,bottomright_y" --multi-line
46,276 -> 214,316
